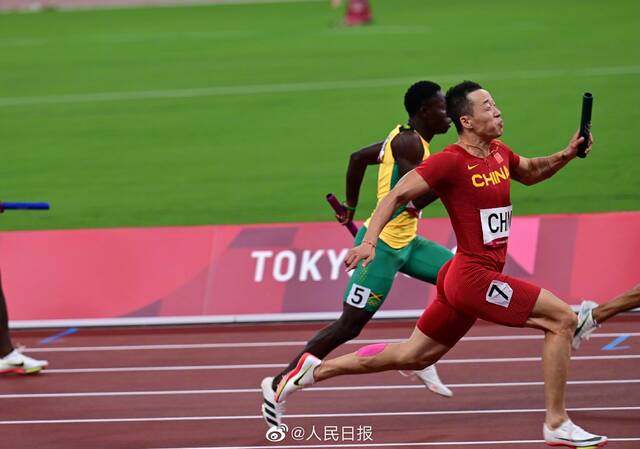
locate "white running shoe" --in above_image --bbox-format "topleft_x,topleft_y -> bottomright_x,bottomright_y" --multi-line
412,365 -> 453,398
261,376 -> 285,429
572,300 -> 600,350
275,353 -> 320,403
543,419 -> 607,447
0,348 -> 48,374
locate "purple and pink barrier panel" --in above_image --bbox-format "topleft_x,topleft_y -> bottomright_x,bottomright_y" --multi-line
0,211 -> 638,328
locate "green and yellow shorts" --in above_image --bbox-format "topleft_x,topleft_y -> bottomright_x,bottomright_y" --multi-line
343,226 -> 453,313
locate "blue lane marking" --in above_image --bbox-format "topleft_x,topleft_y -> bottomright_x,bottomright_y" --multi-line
602,335 -> 630,351
39,327 -> 78,345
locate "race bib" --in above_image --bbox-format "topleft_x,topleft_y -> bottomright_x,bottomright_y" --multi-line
485,280 -> 513,308
480,205 -> 512,247
346,283 -> 370,309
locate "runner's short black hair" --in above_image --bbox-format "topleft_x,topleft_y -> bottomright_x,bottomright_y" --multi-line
446,81 -> 483,133
404,81 -> 442,116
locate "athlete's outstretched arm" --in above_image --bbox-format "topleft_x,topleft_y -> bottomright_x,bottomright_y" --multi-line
512,131 -> 593,186
339,142 -> 383,224
344,170 -> 431,270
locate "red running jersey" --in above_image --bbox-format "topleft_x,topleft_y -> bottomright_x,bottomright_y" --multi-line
416,140 -> 521,272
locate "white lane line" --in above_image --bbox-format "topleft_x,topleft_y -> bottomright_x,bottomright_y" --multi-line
143,438 -> 640,449
38,354 -> 640,374
1,65 -> 639,107
25,332 -> 640,353
1,406 -> 638,425
0,0 -> 324,14
2,379 -> 638,399
45,364 -> 284,373
0,25 -> 427,48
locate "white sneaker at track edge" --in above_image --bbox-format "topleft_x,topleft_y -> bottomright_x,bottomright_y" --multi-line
0,348 -> 48,375
412,365 -> 453,397
543,419 -> 608,448
260,376 -> 285,429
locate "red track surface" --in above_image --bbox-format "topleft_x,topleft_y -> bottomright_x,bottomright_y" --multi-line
1,316 -> 639,449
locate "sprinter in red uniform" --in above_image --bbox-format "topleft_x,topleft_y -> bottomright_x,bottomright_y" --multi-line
273,82 -> 607,448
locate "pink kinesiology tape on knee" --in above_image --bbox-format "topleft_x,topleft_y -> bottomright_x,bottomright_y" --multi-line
356,343 -> 387,357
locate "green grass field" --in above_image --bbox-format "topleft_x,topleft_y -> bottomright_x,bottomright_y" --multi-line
0,0 -> 638,231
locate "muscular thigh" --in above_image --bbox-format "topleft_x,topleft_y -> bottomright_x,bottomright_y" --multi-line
444,262 -> 541,328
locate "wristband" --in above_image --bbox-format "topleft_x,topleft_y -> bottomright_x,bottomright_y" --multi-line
362,240 -> 376,248
342,203 -> 356,211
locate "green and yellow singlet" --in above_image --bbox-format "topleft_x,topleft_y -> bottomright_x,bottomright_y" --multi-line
363,125 -> 430,249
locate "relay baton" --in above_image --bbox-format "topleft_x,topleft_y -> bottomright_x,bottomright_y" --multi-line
2,202 -> 50,210
326,193 -> 358,237
577,92 -> 593,158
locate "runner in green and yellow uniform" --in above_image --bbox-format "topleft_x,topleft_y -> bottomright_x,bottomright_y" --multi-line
261,81 -> 453,429
344,123 -> 453,314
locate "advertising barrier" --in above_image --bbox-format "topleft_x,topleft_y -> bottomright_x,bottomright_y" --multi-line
1,211 -> 638,328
